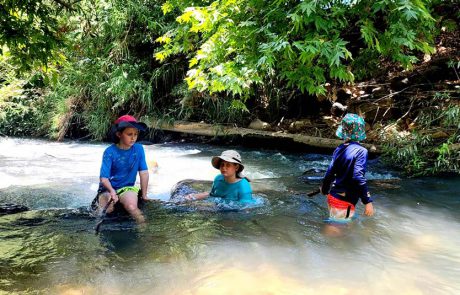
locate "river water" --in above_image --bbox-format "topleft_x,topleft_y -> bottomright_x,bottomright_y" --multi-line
0,137 -> 459,294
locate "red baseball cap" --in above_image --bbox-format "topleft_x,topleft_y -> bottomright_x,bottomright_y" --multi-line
110,115 -> 147,143
114,115 -> 147,131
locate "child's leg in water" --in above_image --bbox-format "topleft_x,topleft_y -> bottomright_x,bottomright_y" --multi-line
98,192 -> 116,214
322,204 -> 355,237
329,206 -> 355,220
119,191 -> 145,224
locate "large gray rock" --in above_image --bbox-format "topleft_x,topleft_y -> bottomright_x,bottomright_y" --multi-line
248,119 -> 270,130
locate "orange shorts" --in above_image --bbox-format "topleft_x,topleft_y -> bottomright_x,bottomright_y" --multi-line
327,194 -> 355,220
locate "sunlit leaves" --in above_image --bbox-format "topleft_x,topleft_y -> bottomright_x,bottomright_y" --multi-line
157,0 -> 436,100
156,35 -> 172,44
161,2 -> 174,14
0,0 -> 76,71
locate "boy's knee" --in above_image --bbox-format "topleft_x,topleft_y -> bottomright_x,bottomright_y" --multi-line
124,204 -> 138,212
98,193 -> 110,202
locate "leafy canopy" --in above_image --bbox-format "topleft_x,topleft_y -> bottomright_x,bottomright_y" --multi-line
157,0 -> 436,96
0,0 -> 78,72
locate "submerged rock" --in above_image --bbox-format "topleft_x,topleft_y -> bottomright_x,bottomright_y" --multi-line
169,179 -> 212,203
0,203 -> 29,215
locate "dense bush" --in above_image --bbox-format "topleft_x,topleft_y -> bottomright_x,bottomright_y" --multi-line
384,91 -> 460,176
0,52 -> 52,137
157,0 -> 436,97
42,0 -> 185,140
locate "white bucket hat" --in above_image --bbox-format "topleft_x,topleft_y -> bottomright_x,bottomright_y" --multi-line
211,150 -> 244,172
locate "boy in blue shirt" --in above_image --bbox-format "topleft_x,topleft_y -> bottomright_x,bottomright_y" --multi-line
94,115 -> 150,223
321,114 -> 374,221
185,150 -> 253,203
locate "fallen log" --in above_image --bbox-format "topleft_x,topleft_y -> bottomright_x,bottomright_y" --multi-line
154,121 -> 380,154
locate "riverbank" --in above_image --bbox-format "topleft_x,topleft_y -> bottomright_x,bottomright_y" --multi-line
154,120 -> 380,155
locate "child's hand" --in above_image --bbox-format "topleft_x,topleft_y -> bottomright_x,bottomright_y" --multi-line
109,191 -> 119,203
364,202 -> 374,216
184,194 -> 197,201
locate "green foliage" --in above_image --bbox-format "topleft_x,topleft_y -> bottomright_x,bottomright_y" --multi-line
43,0 -> 187,140
0,76 -> 52,137
383,92 -> 460,176
167,82 -> 249,124
0,0 -> 77,72
0,53 -> 51,136
157,0 -> 436,99
0,92 -> 43,137
1,0 -> 457,180
193,94 -> 249,124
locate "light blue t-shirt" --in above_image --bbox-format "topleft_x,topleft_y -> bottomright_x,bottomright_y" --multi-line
99,143 -> 148,190
210,174 -> 253,203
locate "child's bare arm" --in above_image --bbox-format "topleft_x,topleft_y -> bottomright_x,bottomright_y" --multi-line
139,170 -> 149,200
184,192 -> 210,201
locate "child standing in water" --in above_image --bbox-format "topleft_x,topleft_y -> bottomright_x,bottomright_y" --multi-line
94,115 -> 150,223
321,113 -> 374,221
184,150 -> 253,203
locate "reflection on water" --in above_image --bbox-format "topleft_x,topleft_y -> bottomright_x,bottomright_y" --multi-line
0,137 -> 459,294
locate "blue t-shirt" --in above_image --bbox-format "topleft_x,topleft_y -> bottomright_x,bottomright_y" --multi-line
321,142 -> 372,205
210,174 -> 253,203
99,143 -> 148,190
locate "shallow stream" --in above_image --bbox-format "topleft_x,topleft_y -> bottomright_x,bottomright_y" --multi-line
0,137 -> 459,294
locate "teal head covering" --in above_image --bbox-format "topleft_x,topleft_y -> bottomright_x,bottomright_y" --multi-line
336,113 -> 366,141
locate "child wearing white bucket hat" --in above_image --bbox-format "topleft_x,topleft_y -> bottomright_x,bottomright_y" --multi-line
185,150 -> 253,202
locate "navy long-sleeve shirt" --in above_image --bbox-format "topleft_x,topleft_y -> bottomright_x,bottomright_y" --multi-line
321,142 -> 372,205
